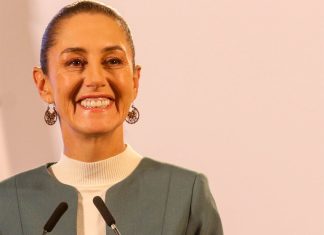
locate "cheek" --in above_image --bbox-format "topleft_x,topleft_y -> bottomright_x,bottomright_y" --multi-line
56,70 -> 81,90
49,75 -> 78,106
112,70 -> 135,93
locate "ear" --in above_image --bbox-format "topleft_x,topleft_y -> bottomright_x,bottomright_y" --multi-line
132,64 -> 141,100
33,67 -> 54,103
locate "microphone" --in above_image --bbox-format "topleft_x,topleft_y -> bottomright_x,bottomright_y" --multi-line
42,202 -> 68,235
93,196 -> 121,235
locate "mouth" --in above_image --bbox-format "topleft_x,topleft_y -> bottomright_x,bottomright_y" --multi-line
79,97 -> 113,109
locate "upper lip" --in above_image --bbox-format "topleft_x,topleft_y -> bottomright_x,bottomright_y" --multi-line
76,94 -> 115,102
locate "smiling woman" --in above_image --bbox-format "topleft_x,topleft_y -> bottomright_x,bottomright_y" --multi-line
0,1 -> 222,235
33,12 -> 141,161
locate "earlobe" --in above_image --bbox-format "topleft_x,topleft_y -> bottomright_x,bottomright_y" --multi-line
33,67 -> 54,103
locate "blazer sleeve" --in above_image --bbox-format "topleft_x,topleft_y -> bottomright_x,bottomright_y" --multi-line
186,173 -> 223,235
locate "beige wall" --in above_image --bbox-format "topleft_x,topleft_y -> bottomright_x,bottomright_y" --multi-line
0,0 -> 323,234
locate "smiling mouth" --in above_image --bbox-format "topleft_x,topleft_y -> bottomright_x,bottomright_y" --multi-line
80,98 -> 112,109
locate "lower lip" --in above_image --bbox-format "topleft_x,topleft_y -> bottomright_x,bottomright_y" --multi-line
77,100 -> 114,112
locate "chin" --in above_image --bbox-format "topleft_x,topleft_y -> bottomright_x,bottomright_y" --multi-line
77,122 -> 123,136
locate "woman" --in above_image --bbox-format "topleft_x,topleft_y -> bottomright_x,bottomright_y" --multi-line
0,1 -> 223,235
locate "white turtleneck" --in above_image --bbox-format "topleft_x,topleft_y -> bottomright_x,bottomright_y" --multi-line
49,145 -> 143,235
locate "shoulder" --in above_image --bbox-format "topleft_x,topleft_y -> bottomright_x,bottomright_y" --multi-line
112,156 -> 203,196
0,164 -> 52,193
137,158 -> 223,234
0,164 -> 49,183
135,157 -> 211,197
0,165 -> 49,233
139,157 -> 200,183
138,157 -> 218,204
140,157 -> 198,175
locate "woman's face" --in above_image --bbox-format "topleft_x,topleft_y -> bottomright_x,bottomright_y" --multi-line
35,13 -> 140,138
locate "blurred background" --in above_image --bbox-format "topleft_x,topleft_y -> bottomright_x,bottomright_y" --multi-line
0,0 -> 323,234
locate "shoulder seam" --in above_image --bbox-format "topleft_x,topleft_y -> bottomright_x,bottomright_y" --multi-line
14,177 -> 24,235
184,172 -> 199,235
160,167 -> 172,235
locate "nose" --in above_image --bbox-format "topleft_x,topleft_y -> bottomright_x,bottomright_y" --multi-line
83,63 -> 107,89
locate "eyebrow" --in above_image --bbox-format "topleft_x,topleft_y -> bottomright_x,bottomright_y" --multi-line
101,45 -> 125,53
60,47 -> 86,55
60,46 -> 126,55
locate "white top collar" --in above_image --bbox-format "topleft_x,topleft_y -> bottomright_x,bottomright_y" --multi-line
49,145 -> 143,187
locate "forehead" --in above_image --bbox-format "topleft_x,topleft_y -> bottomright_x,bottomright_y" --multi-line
53,13 -> 128,52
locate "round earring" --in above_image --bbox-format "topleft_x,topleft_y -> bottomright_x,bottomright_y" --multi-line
44,104 -> 57,125
126,105 -> 140,124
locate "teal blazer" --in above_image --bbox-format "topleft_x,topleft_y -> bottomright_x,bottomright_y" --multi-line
0,158 -> 223,235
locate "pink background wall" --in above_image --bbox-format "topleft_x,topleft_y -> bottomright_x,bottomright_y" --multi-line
0,0 -> 323,234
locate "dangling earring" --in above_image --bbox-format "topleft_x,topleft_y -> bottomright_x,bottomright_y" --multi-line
126,105 -> 140,124
44,104 -> 57,125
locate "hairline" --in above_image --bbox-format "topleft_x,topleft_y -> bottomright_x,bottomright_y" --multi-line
41,3 -> 136,74
54,12 -> 135,62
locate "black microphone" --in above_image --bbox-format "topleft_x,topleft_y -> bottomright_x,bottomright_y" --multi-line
93,196 -> 121,235
42,202 -> 68,235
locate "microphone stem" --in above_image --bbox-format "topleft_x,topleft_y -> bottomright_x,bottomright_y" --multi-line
111,224 -> 121,235
42,230 -> 48,235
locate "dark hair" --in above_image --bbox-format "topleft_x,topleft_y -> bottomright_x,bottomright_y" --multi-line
40,1 -> 135,74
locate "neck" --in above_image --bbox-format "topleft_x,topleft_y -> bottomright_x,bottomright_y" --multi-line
61,126 -> 125,162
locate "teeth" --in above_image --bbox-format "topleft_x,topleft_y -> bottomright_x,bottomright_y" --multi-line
80,98 -> 111,108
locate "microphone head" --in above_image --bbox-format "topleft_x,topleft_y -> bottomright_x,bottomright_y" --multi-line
93,196 -> 116,226
43,202 -> 68,232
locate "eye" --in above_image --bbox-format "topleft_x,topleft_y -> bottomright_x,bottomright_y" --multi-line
103,57 -> 123,66
66,58 -> 87,67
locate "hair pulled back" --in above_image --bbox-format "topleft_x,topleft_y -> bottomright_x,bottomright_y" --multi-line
40,0 -> 135,74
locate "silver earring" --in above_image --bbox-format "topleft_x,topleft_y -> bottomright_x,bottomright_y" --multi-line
126,105 -> 140,124
44,104 -> 57,125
